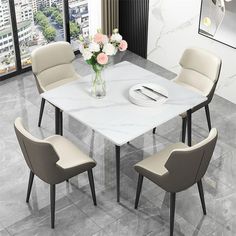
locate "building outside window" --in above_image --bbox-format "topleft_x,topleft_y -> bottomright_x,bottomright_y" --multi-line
0,0 -> 15,75
0,0 -> 90,77
69,0 -> 89,50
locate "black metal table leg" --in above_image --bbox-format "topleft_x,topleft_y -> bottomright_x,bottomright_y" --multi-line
115,145 -> 121,202
205,105 -> 212,131
187,109 -> 192,146
182,117 -> 187,143
38,98 -> 45,127
55,107 -> 63,135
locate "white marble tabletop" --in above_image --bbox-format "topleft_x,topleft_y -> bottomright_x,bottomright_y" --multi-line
42,61 -> 206,146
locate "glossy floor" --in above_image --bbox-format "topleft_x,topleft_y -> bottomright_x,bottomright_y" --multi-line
0,51 -> 235,236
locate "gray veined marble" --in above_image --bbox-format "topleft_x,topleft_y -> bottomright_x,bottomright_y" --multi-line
147,0 -> 236,105
0,51 -> 236,235
41,61 -> 206,146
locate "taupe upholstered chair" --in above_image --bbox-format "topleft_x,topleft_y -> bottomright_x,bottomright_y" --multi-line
153,48 -> 221,141
14,117 -> 97,228
134,128 -> 218,236
31,41 -> 80,127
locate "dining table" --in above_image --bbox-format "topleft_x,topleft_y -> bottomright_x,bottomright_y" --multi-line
42,60 -> 207,202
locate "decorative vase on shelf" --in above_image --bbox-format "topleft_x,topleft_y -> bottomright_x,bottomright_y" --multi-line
91,65 -> 106,98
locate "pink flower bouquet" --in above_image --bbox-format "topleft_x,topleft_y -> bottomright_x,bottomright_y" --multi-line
78,29 -> 128,73
78,29 -> 128,98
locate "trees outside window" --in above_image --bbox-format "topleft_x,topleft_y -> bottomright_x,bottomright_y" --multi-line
0,0 -> 90,78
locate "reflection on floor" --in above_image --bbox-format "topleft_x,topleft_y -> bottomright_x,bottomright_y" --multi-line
0,51 -> 236,235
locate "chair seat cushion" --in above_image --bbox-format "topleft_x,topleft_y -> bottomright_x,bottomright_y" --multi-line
134,142 -> 188,177
174,68 -> 214,97
173,80 -> 206,118
45,135 -> 96,170
44,77 -> 77,91
174,80 -> 205,96
36,63 -> 80,93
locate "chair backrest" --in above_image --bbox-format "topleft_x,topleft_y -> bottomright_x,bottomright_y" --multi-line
14,117 -> 63,184
176,48 -> 222,97
31,41 -> 76,93
164,128 -> 218,192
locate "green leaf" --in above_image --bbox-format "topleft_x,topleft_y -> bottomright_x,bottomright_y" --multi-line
86,59 -> 93,65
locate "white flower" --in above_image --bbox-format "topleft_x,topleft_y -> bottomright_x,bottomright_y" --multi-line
89,42 -> 100,52
102,43 -> 116,56
82,49 -> 93,60
110,33 -> 122,43
78,43 -> 84,53
103,35 -> 109,44
113,28 -> 119,33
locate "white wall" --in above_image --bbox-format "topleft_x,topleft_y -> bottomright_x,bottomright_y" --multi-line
147,0 -> 236,103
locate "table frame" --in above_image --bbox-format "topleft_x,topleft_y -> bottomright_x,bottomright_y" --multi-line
54,105 -> 192,202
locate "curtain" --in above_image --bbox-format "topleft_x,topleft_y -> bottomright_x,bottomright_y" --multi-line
102,0 -> 119,35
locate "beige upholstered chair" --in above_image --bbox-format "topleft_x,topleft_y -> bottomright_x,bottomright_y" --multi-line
14,117 -> 97,228
134,128 -> 218,236
31,41 -> 80,127
153,48 -> 221,141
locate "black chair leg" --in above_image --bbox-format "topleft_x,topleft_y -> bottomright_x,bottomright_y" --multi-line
205,105 -> 211,131
88,169 -> 97,206
50,184 -> 56,229
153,127 -> 156,134
197,179 -> 206,215
182,117 -> 187,143
26,171 -> 34,203
38,98 -> 45,127
135,174 -> 143,209
170,192 -> 176,236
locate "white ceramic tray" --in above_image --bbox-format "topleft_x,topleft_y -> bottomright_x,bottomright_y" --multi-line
128,83 -> 168,107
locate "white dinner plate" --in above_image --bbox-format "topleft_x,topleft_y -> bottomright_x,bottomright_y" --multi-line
128,83 -> 168,107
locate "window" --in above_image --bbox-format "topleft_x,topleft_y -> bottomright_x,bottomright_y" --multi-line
0,1 -> 16,76
0,0 -> 101,79
15,0 -> 64,69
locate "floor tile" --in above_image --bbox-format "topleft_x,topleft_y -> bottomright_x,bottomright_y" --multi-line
0,229 -> 11,236
7,204 -> 101,236
0,51 -> 235,235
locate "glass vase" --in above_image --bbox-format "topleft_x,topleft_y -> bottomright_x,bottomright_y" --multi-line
91,68 -> 106,98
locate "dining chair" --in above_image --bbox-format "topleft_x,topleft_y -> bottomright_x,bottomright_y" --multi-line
14,117 -> 97,228
153,47 -> 221,141
31,41 -> 80,127
134,128 -> 218,236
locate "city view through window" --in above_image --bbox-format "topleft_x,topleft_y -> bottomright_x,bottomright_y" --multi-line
0,0 -> 89,76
